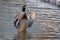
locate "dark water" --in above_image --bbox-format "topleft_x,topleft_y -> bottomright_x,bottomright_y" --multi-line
0,0 -> 60,40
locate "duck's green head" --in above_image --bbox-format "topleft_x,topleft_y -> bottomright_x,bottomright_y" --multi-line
22,4 -> 26,12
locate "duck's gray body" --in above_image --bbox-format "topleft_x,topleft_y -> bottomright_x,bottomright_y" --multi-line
16,15 -> 33,29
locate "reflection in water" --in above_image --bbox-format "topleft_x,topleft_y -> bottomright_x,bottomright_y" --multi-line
13,33 -> 26,40
13,32 -> 32,40
13,32 -> 60,40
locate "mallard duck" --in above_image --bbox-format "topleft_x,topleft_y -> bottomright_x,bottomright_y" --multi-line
14,4 -> 36,33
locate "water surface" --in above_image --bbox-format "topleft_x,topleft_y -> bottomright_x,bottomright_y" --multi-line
0,0 -> 60,40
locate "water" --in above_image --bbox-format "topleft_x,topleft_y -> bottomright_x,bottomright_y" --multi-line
0,0 -> 60,40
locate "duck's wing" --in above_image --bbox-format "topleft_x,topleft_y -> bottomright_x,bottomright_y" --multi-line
27,19 -> 33,28
14,19 -> 18,27
14,12 -> 25,28
28,21 -> 33,27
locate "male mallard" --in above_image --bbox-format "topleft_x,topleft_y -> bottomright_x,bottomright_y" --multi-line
14,4 -> 36,33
